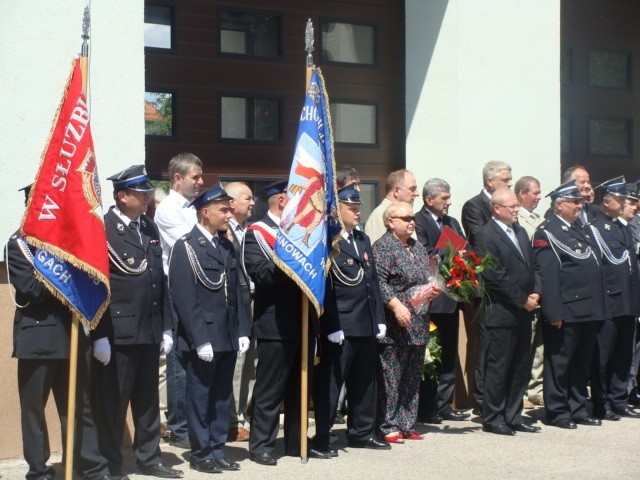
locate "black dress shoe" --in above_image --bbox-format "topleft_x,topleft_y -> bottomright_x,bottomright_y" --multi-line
482,424 -> 515,436
614,407 -> 640,418
250,452 -> 277,466
599,411 -> 622,421
215,457 -> 240,471
327,444 -> 339,457
138,463 -> 183,478
509,423 -> 541,433
189,460 -> 222,474
472,408 -> 482,416
628,393 -> 640,406
422,412 -> 443,424
308,447 -> 333,459
348,437 -> 392,450
441,410 -> 471,421
575,416 -> 602,426
554,419 -> 577,429
168,435 -> 190,449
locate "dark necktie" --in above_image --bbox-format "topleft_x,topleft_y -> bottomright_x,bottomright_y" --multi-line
129,220 -> 141,244
436,217 -> 443,230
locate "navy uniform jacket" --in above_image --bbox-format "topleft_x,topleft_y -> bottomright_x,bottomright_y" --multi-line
322,230 -> 386,337
461,191 -> 492,247
533,215 -> 605,323
169,225 -> 250,352
475,220 -> 542,327
587,212 -> 640,318
7,231 -> 110,359
243,215 -> 315,340
103,208 -> 170,345
415,205 -> 465,314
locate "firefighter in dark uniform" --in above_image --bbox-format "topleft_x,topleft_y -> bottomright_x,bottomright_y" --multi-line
312,186 -> 390,456
169,184 -> 251,473
93,166 -> 182,479
243,181 -> 328,465
588,176 -> 640,420
7,185 -> 113,480
533,180 -> 606,429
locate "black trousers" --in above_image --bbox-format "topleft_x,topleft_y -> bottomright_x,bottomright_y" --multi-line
18,340 -> 109,480
469,300 -> 486,411
591,315 -> 636,414
313,336 -> 377,448
542,320 -> 600,424
418,311 -> 460,417
249,339 -> 302,456
482,321 -> 531,427
92,344 -> 161,474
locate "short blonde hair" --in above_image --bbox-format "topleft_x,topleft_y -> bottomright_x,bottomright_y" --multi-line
383,201 -> 412,228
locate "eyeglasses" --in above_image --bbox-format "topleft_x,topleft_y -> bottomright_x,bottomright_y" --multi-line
497,204 -> 520,211
392,215 -> 416,223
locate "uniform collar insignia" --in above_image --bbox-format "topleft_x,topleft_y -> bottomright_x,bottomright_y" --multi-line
604,224 -> 611,230
198,236 -> 207,246
117,223 -> 125,232
561,225 -> 568,231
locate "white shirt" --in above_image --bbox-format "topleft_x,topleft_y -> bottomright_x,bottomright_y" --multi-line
229,218 -> 247,243
155,189 -> 198,274
341,229 -> 358,255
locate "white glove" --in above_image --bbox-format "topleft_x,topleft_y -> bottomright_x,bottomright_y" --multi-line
196,342 -> 214,362
93,337 -> 111,365
376,324 -> 387,341
160,330 -> 173,356
327,330 -> 345,345
238,336 -> 250,355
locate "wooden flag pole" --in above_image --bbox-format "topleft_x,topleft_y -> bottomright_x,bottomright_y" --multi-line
65,7 -> 91,480
299,18 -> 314,465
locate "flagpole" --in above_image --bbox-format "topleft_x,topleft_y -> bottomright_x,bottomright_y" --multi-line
298,18 -> 315,465
64,6 -> 90,480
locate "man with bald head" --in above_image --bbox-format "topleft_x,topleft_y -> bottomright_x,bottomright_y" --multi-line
562,165 -> 598,226
364,169 -> 419,243
475,188 -> 542,436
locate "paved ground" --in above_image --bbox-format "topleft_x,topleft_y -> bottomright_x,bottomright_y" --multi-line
1,408 -> 638,479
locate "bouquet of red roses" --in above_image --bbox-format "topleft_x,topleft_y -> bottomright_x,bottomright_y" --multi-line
438,244 -> 497,303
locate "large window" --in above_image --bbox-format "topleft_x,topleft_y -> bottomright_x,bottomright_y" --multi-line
321,20 -> 376,66
144,4 -> 173,49
221,95 -> 281,141
588,118 -> 632,157
330,102 -> 378,146
219,10 -> 281,58
589,49 -> 632,89
145,91 -> 175,137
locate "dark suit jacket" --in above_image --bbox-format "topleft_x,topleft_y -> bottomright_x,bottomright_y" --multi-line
228,225 -> 252,316
533,215 -> 605,323
103,208 -> 170,345
243,214 -> 317,341
415,206 -> 465,314
588,212 -> 640,318
7,231 -> 109,359
321,230 -> 386,337
475,220 -> 541,327
169,225 -> 250,352
461,191 -> 492,247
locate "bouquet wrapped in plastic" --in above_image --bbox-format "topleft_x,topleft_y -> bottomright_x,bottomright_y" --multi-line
438,244 -> 497,303
406,254 -> 444,315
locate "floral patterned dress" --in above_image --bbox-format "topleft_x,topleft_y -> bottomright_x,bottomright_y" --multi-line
373,231 -> 432,435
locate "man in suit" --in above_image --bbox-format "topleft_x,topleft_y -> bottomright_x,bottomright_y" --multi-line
224,181 -> 256,442
313,186 -> 390,456
533,181 -> 606,429
514,176 -> 545,409
561,165 -> 598,226
589,177 -> 640,420
244,181 -> 329,465
461,161 -> 512,414
415,178 -> 470,423
94,166 -> 182,479
8,185 -> 114,480
169,184 -> 251,473
475,188 -> 542,436
624,184 -> 640,407
364,169 -> 419,243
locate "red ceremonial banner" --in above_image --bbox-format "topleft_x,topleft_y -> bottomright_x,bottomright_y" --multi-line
20,58 -> 110,318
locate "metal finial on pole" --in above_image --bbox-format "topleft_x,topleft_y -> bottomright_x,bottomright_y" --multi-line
305,18 -> 314,68
81,3 -> 90,58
